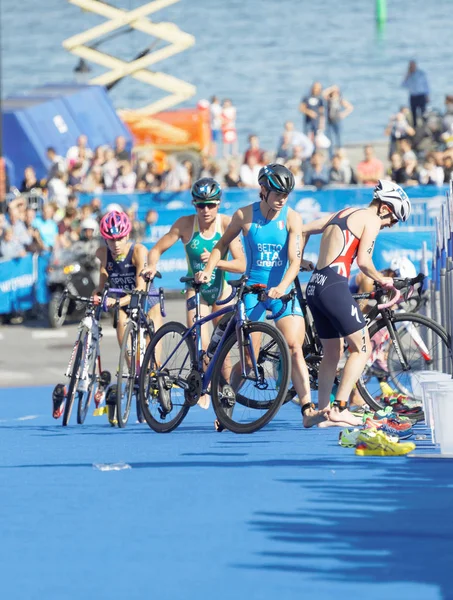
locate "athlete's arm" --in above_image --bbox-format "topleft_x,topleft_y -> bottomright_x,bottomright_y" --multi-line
268,210 -> 303,298
216,215 -> 246,274
195,209 -> 244,283
300,212 -> 333,262
144,217 -> 186,278
356,218 -> 392,287
92,246 -> 108,298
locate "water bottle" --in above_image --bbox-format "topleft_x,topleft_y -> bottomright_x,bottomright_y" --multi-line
206,318 -> 228,358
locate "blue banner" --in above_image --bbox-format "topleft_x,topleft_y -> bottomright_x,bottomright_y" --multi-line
0,253 -> 50,314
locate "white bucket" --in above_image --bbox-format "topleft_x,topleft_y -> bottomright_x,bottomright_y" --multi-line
432,381 -> 453,455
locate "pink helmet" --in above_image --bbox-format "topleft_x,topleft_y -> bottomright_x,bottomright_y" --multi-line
100,210 -> 132,240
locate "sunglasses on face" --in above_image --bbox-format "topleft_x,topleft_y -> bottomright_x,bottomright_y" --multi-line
195,203 -> 217,210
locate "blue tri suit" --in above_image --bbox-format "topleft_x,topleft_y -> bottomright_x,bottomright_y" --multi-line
243,202 -> 302,322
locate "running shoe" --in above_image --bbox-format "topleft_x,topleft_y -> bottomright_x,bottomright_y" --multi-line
382,395 -> 423,415
52,383 -> 66,419
339,428 -> 362,448
355,429 -> 416,456
381,418 -> 413,440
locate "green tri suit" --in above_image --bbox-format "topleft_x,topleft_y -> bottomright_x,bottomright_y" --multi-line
185,214 -> 227,306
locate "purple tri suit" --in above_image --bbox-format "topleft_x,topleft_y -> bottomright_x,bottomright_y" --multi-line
106,243 -> 159,309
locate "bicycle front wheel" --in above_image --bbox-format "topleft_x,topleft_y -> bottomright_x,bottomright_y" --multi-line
139,321 -> 195,433
116,321 -> 137,428
211,322 -> 290,434
64,332 -> 96,426
357,313 -> 452,411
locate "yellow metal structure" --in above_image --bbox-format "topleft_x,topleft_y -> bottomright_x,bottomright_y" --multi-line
63,0 -> 196,114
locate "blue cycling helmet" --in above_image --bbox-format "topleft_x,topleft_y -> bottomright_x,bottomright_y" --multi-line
258,163 -> 295,194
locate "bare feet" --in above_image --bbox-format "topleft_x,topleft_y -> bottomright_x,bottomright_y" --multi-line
329,406 -> 362,426
197,394 -> 211,410
302,405 -> 329,428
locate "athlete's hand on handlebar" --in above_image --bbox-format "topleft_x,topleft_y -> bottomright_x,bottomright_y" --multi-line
266,285 -> 286,300
104,297 -> 117,309
377,276 -> 394,289
141,265 -> 157,281
300,258 -> 314,272
195,269 -> 211,284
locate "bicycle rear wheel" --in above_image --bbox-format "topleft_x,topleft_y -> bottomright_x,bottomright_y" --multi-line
116,321 -> 137,428
357,313 -> 452,411
211,321 -> 290,433
139,321 -> 194,433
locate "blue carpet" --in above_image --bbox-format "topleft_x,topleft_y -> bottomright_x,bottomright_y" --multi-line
0,386 -> 452,600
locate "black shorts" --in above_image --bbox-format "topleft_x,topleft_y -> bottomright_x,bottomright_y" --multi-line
306,266 -> 366,339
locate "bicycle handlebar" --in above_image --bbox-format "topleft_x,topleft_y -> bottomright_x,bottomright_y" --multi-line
376,287 -> 401,309
266,290 -> 296,320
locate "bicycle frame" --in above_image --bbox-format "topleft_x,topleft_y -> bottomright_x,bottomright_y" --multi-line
158,281 -> 259,396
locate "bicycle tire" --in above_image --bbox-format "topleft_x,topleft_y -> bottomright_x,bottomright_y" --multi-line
139,321 -> 195,433
116,321 -> 137,428
211,321 -> 290,434
357,312 -> 452,411
77,345 -> 97,425
63,338 -> 84,426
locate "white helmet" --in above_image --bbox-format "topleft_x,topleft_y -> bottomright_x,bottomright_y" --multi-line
373,180 -> 411,222
104,203 -> 124,215
390,256 -> 417,279
80,218 -> 99,233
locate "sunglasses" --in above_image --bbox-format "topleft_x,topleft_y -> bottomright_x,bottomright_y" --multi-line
195,203 -> 218,210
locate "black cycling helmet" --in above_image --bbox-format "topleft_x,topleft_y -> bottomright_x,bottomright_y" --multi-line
191,177 -> 222,204
258,163 -> 295,194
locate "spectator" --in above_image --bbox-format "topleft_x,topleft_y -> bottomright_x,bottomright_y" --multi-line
126,204 -> 144,241
102,148 -> 119,190
387,153 -> 404,182
221,98 -> 238,158
323,85 -> 354,157
89,197 -> 103,220
299,81 -> 325,142
33,203 -> 59,251
279,121 -> 314,160
355,145 -> 384,185
67,194 -> 79,212
443,155 -> 453,183
402,60 -> 430,128
46,147 -> 66,181
442,95 -> 453,132
224,158 -> 242,188
140,162 -> 163,192
243,134 -> 264,165
336,148 -> 356,184
7,203 -> 32,248
399,138 -> 417,161
66,135 -> 92,168
114,136 -> 131,162
20,166 -> 42,193
80,204 -> 94,221
303,152 -> 330,189
113,161 -> 137,193
67,162 -> 85,192
0,226 -> 27,260
161,156 -> 190,192
276,131 -> 293,162
239,154 -> 261,188
144,209 -> 159,238
385,109 -> 416,158
24,208 -> 45,253
419,154 -> 445,186
57,207 -> 79,248
197,154 -> 213,179
183,160 -> 195,188
394,153 -> 420,186
90,145 -> 106,170
83,166 -> 104,194
329,154 -> 349,185
209,95 -> 222,158
287,162 -> 304,189
47,170 -> 70,210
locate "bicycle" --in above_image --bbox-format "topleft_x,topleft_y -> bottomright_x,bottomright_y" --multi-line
139,275 -> 292,434
109,276 -> 166,428
289,272 -> 453,412
56,286 -> 112,426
